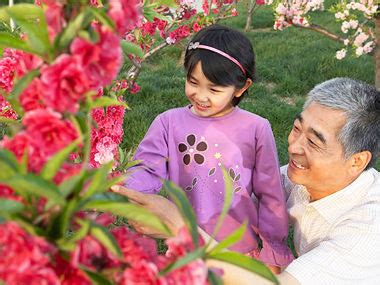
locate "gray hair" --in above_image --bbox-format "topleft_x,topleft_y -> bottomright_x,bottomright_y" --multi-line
304,77 -> 380,170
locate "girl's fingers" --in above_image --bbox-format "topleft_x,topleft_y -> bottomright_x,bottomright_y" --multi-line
110,185 -> 147,205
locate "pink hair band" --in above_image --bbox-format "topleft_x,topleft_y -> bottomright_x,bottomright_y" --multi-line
188,41 -> 246,76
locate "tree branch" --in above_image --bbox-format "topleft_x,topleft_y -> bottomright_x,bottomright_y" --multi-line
294,23 -> 345,43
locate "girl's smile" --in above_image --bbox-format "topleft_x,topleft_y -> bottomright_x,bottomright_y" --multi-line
185,62 -> 247,118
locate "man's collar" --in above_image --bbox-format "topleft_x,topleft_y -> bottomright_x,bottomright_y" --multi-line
307,169 -> 376,223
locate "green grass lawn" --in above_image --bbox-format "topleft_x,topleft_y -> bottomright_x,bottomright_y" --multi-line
122,1 -> 380,171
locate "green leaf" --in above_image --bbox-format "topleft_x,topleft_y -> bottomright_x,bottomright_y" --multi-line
10,68 -> 40,100
160,247 -> 205,275
0,116 -> 20,124
90,96 -> 129,109
57,219 -> 91,251
5,4 -> 51,58
208,221 -> 247,254
0,31 -> 38,54
88,7 -> 115,30
56,11 -> 87,51
52,198 -> 80,239
40,139 -> 80,181
0,148 -> 19,173
211,167 -> 233,238
59,169 -> 89,198
164,181 -> 199,247
90,224 -> 122,258
82,162 -> 113,199
81,268 -> 113,285
1,174 -> 65,207
207,252 -> 279,284
207,269 -> 223,285
120,40 -> 143,58
82,199 -> 171,236
0,199 -> 24,214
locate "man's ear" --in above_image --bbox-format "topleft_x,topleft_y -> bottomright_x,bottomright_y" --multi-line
348,151 -> 372,175
234,79 -> 253,98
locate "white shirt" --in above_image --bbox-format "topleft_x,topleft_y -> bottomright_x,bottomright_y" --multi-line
281,165 -> 380,284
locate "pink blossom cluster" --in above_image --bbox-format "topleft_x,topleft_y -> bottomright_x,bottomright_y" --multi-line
90,105 -> 125,168
0,48 -> 42,118
0,223 -> 208,284
108,0 -> 142,37
1,108 -> 79,173
272,0 -> 324,31
112,79 -> 141,94
333,0 -> 377,59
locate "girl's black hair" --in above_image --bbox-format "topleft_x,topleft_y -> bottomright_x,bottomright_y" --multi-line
184,24 -> 256,106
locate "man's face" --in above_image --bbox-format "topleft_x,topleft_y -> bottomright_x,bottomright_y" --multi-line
287,102 -> 354,201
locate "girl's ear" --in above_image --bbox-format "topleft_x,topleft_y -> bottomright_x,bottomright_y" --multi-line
234,79 -> 253,98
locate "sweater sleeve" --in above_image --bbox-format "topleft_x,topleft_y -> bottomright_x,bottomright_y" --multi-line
124,115 -> 169,194
252,120 -> 294,266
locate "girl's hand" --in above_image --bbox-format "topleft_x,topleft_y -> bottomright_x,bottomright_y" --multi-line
110,185 -> 185,238
267,264 -> 281,275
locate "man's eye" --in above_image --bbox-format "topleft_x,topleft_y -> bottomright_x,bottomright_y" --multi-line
308,139 -> 318,147
293,125 -> 300,132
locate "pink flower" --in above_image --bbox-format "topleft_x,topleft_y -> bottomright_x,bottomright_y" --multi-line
108,0 -> 142,36
120,260 -> 162,285
35,0 -> 65,41
129,82 -> 141,94
0,56 -> 17,93
0,184 -> 23,203
71,235 -> 118,271
192,22 -> 202,32
40,54 -> 90,113
0,222 -> 59,285
71,27 -> 123,90
54,255 -> 92,285
111,227 -> 158,264
20,78 -> 46,111
0,95 -> 17,119
3,48 -> 42,78
23,109 -> 78,157
53,163 -> 82,185
231,8 -> 238,16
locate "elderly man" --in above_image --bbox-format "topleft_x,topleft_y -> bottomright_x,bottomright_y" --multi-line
112,78 -> 380,284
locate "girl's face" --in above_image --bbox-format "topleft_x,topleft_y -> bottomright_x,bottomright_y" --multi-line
185,62 -> 247,118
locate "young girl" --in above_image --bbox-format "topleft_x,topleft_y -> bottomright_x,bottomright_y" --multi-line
125,25 -> 293,269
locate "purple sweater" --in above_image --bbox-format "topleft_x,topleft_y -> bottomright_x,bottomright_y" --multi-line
125,106 -> 293,266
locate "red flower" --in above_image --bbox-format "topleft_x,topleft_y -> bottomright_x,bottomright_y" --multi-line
40,54 -> 90,113
192,22 -> 202,32
23,109 -> 79,157
54,255 -> 92,285
120,260 -> 162,285
111,227 -> 158,264
71,235 -> 118,271
108,0 -> 142,36
71,27 -> 123,90
0,222 -> 59,285
0,184 -> 23,203
3,48 -> 43,78
0,56 -> 17,92
20,78 -> 46,111
53,162 -> 82,185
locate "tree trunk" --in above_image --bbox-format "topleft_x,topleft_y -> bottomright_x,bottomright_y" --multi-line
244,0 -> 255,32
375,14 -> 380,90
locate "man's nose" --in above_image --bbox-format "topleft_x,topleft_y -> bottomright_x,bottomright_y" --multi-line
288,134 -> 305,155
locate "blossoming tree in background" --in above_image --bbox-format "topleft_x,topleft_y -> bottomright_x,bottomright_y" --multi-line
122,0 -> 239,82
267,0 -> 379,88
0,1 -> 277,284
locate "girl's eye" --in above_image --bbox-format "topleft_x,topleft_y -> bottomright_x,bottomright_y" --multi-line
210,88 -> 221,93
